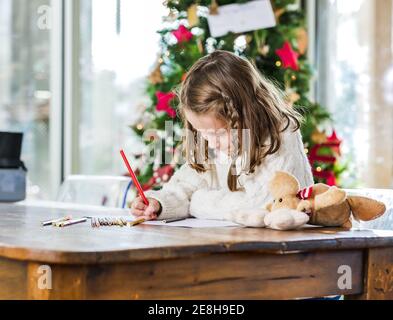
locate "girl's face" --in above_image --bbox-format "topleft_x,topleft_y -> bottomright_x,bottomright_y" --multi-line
184,109 -> 231,152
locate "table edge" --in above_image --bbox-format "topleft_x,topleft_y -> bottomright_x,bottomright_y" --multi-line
1,236 -> 393,265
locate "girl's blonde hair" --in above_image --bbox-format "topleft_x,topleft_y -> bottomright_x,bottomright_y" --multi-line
178,50 -> 302,191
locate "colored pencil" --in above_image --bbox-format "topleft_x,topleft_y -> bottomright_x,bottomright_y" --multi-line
120,149 -> 149,206
54,218 -> 87,227
127,217 -> 146,227
42,216 -> 72,226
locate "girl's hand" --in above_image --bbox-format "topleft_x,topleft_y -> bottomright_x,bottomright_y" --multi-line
131,196 -> 162,220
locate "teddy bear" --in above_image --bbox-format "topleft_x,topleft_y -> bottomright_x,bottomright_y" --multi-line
263,171 -> 386,230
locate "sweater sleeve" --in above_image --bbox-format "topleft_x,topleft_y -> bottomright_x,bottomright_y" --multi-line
189,128 -> 314,221
144,163 -> 208,220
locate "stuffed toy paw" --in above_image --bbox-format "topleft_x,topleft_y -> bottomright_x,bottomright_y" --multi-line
230,209 -> 268,228
264,208 -> 310,230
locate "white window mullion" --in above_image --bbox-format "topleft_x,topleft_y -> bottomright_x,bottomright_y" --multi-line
306,0 -> 317,102
64,0 -> 81,178
49,0 -> 64,198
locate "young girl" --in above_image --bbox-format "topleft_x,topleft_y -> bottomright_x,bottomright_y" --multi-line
131,50 -> 314,227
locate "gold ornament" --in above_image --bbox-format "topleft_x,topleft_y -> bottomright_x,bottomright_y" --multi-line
275,61 -> 282,67
187,4 -> 199,27
286,91 -> 300,106
245,34 -> 253,44
284,85 -> 300,106
258,44 -> 270,56
274,8 -> 285,20
148,63 -> 163,85
197,38 -> 204,54
311,129 -> 328,144
296,28 -> 308,55
209,0 -> 219,15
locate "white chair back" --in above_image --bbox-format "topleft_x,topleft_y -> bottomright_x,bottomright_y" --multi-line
57,175 -> 133,208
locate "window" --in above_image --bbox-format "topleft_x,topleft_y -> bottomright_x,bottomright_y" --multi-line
0,0 -> 53,199
0,0 -> 166,200
315,0 -> 393,188
75,0 -> 166,176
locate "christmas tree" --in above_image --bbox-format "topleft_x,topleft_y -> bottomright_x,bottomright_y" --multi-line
131,0 -> 346,191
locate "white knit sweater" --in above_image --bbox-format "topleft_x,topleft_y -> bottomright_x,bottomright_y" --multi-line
145,125 -> 314,222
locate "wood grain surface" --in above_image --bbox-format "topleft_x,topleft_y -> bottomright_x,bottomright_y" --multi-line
1,203 -> 393,264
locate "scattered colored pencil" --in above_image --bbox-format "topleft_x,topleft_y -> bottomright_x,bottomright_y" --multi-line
127,217 -> 146,227
54,218 -> 87,227
41,216 -> 72,226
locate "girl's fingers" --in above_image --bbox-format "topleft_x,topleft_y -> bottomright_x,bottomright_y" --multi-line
142,213 -> 157,221
132,209 -> 145,216
134,202 -> 146,210
131,197 -> 146,209
144,204 -> 157,216
131,198 -> 159,220
130,211 -> 157,222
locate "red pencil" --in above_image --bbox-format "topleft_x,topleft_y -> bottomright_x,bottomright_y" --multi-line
120,149 -> 149,206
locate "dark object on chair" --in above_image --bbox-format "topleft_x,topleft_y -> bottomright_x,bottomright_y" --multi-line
0,132 -> 27,202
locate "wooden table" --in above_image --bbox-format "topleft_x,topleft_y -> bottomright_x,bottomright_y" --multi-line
1,202 -> 393,300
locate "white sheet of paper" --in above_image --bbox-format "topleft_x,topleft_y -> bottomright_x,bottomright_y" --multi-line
207,0 -> 276,37
144,218 -> 242,228
88,216 -> 242,228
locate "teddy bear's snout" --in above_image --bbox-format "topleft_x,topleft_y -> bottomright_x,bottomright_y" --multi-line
272,196 -> 299,211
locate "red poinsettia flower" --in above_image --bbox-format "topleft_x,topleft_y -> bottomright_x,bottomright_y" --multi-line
155,91 -> 176,118
276,41 -> 299,71
172,25 -> 193,43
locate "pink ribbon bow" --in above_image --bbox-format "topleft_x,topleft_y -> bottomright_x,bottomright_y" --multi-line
296,186 -> 313,200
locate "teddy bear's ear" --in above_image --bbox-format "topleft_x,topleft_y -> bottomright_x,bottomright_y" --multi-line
347,196 -> 386,221
269,171 -> 300,198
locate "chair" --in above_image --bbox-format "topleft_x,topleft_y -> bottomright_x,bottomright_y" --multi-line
56,175 -> 133,208
344,188 -> 393,230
